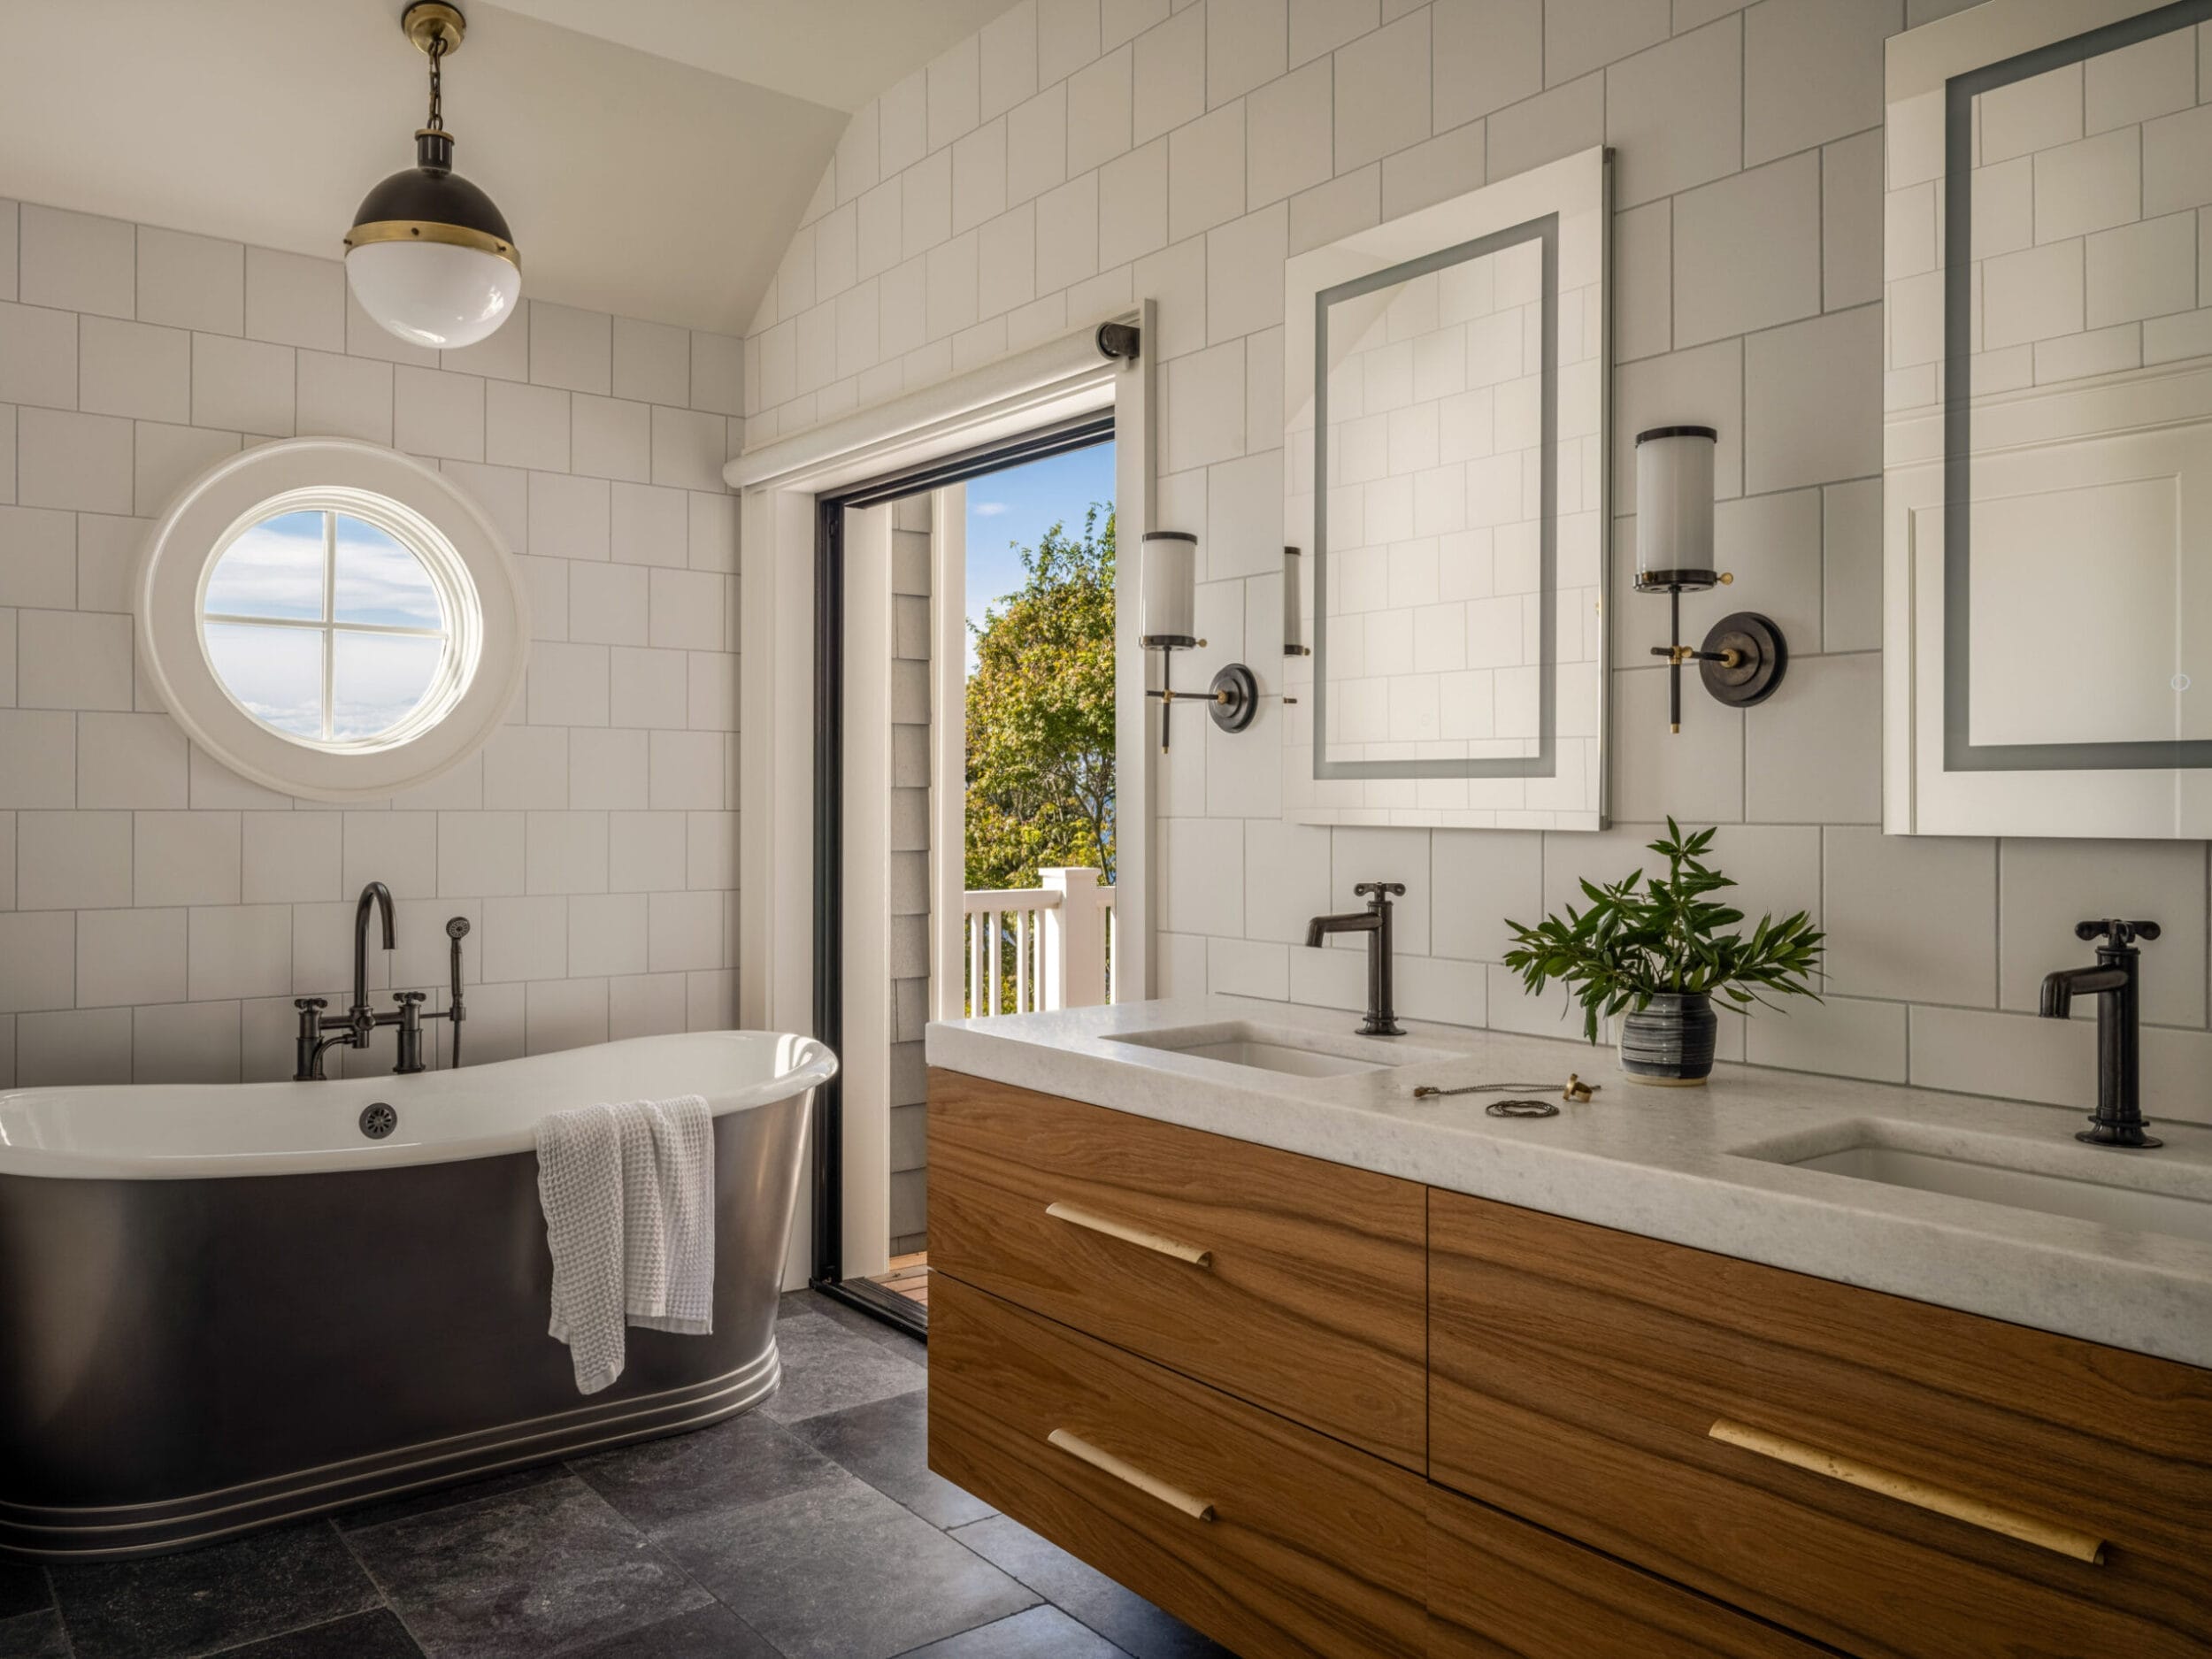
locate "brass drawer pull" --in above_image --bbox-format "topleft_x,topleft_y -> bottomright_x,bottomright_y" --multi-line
1708,1418 -> 2106,1566
1048,1428 -> 1216,1522
1045,1202 -> 1213,1268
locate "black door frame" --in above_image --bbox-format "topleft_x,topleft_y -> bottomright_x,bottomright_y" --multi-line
810,411 -> 1118,1339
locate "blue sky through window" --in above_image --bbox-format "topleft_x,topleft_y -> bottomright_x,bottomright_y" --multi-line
202,510 -> 450,742
963,442 -> 1115,674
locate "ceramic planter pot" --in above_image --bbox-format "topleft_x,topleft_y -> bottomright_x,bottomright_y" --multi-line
1618,991 -> 1717,1086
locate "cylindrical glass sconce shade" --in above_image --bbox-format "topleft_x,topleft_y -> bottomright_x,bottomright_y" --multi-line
1634,426 -> 1718,591
1141,531 -> 1199,647
1282,545 -> 1307,655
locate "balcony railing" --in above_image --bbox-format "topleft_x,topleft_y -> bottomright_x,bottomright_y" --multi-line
963,866 -> 1116,1018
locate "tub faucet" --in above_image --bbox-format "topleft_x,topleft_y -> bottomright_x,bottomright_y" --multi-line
2039,918 -> 2162,1149
294,885 -> 472,1079
1307,881 -> 1407,1037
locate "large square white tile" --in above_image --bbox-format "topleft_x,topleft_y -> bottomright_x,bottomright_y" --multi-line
0,301 -> 79,410
484,379 -> 570,472
134,810 -> 242,906
1604,17 -> 1741,208
19,608 -> 132,710
1672,153 -> 1821,348
136,227 -> 243,335
1742,0 -> 1893,165
19,205 -> 134,318
393,365 -> 484,461
612,317 -> 690,407
1998,839 -> 2205,1027
1823,826 -> 1995,1004
1333,11 -> 1430,173
19,810 -> 132,909
530,303 -> 613,395
0,910 -> 75,1014
192,333 -> 296,435
80,317 -> 189,423
78,908 -> 187,1007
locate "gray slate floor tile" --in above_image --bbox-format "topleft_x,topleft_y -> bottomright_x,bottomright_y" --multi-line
46,1521 -> 380,1659
335,1463 -> 567,1533
760,1311 -> 928,1425
345,1475 -> 710,1659
0,1611 -> 66,1659
949,1516 -> 1235,1659
219,1609 -> 423,1656
658,1469 -> 1035,1659
564,1602 -> 779,1657
790,1389 -> 994,1530
788,1289 -> 929,1365
0,1562 -> 46,1620
569,1410 -> 843,1532
894,1604 -> 1131,1657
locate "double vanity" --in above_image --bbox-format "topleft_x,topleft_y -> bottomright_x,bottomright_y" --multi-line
924,997 -> 2212,1658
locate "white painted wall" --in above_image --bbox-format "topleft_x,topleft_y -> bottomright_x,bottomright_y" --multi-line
0,199 -> 746,1087
746,0 -> 2212,1116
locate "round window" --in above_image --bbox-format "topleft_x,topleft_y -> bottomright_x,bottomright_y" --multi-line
200,502 -> 471,749
138,440 -> 528,803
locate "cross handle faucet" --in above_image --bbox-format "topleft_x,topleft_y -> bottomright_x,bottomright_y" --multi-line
1308,881 -> 1409,1037
2039,918 -> 2162,1149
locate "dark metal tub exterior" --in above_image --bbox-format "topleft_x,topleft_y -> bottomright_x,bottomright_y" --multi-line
0,1034 -> 825,1560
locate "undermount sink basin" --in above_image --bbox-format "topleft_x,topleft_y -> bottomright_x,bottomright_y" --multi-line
1737,1119 -> 2212,1245
1106,1021 -> 1455,1079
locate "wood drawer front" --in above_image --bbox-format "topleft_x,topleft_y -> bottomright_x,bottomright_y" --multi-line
927,1069 -> 1428,1469
929,1274 -> 1429,1659
1429,1190 -> 2212,1659
1425,1486 -> 1827,1659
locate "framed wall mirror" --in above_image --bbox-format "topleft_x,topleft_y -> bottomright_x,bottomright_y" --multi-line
1885,0 -> 2212,838
1282,147 -> 1610,830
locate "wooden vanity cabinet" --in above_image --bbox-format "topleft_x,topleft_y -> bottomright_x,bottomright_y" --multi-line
930,1273 -> 1431,1659
929,1071 -> 1428,1470
1424,1486 -> 1829,1659
927,1071 -> 2212,1659
1429,1189 -> 2212,1659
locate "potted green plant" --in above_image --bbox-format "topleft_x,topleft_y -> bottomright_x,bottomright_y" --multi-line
1501,820 -> 1824,1086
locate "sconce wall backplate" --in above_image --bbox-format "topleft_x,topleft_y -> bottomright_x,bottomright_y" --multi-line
1210,664 -> 1259,733
1700,611 -> 1787,708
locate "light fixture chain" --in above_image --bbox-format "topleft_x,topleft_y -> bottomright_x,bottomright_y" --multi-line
426,36 -> 446,133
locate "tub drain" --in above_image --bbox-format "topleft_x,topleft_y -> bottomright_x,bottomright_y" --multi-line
359,1102 -> 398,1140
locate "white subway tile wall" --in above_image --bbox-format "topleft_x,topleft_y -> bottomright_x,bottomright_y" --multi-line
0,197 -> 742,1086
741,0 -> 2210,1103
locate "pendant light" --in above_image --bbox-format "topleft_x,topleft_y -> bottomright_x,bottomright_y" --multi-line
344,3 -> 520,349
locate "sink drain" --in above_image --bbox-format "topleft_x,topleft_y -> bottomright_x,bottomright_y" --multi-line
359,1102 -> 398,1140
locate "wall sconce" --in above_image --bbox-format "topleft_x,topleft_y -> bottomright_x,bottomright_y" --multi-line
1634,426 -> 1786,733
1141,530 -> 1256,753
1282,546 -> 1311,657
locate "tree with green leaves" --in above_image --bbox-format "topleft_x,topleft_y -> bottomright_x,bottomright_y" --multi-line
964,504 -> 1117,894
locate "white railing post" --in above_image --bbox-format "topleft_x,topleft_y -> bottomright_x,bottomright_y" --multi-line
1040,867 -> 1108,1011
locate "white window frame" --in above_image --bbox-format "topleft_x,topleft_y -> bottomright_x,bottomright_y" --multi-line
137,438 -> 529,803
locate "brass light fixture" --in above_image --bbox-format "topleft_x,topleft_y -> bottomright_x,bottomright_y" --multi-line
1634,426 -> 1786,732
344,3 -> 521,349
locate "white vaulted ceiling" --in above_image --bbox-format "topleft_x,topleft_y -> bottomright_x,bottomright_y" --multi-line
0,1 -> 1007,334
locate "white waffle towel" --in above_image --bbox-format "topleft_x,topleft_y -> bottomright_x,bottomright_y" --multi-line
534,1096 -> 716,1395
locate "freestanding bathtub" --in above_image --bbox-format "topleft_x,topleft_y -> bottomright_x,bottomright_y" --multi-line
0,1030 -> 834,1559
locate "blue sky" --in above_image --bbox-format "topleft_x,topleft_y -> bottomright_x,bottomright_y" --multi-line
963,441 -> 1115,673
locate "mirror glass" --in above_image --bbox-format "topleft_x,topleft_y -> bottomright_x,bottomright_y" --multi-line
1285,148 -> 1609,829
1885,1 -> 2212,837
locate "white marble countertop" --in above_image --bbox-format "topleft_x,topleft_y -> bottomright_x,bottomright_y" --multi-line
926,995 -> 2212,1371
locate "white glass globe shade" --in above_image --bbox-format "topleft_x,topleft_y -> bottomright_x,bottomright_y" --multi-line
345,241 -> 521,349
